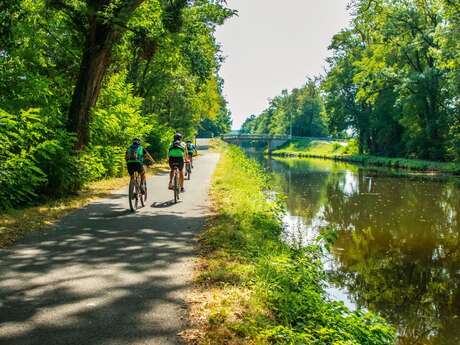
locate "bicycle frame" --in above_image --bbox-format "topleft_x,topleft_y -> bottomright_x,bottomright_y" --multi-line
172,165 -> 180,203
129,171 -> 146,211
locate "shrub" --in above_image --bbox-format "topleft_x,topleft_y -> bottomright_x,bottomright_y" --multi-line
0,108 -> 57,208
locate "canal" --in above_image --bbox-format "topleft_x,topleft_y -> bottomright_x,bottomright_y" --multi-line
249,151 -> 460,345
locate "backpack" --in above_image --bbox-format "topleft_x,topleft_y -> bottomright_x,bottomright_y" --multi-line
126,145 -> 143,161
169,140 -> 184,151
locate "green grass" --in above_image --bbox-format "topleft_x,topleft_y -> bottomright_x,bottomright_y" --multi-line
184,144 -> 395,345
273,139 -> 460,175
274,139 -> 352,157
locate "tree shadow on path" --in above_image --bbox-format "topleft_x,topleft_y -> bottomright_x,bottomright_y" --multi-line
0,197 -> 204,345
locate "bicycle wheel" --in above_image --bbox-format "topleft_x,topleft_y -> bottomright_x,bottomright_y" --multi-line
135,176 -> 145,208
143,180 -> 147,202
134,179 -> 140,210
173,170 -> 179,203
186,164 -> 191,180
129,178 -> 136,212
139,178 -> 145,207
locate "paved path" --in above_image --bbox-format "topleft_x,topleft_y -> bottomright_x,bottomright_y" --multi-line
0,145 -> 219,345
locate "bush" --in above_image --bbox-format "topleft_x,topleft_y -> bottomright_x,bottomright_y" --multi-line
33,133 -> 84,196
1,108 -> 58,208
0,153 -> 47,209
0,108 -> 122,209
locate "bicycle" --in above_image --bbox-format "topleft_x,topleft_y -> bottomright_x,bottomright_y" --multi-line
171,164 -> 180,203
185,160 -> 192,180
129,171 -> 147,212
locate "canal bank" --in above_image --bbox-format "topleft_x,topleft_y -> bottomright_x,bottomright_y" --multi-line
185,144 -> 394,344
271,139 -> 460,175
251,152 -> 460,345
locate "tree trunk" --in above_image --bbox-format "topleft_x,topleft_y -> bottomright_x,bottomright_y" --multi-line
67,17 -> 119,149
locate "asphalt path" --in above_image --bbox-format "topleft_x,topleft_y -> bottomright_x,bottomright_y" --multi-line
0,142 -> 219,345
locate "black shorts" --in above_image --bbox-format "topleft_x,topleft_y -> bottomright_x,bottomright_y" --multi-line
169,157 -> 184,170
127,162 -> 144,175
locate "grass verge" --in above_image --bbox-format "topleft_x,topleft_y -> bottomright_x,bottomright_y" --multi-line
0,164 -> 168,248
182,144 -> 395,345
273,139 -> 460,175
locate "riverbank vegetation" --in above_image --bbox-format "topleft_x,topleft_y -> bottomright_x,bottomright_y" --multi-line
0,0 -> 233,211
273,139 -> 460,174
241,0 -> 459,163
184,144 -> 395,344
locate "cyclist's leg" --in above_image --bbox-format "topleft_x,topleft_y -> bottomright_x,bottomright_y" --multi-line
127,163 -> 135,180
139,163 -> 146,182
178,158 -> 185,190
138,163 -> 146,193
168,157 -> 175,189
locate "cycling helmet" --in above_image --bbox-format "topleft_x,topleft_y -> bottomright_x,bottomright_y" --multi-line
133,138 -> 141,145
174,132 -> 182,141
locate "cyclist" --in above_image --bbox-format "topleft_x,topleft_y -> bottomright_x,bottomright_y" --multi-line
186,140 -> 197,168
125,138 -> 154,194
168,132 -> 188,192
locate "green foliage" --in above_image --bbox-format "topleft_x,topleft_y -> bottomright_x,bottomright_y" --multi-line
323,0 -> 459,162
0,108 -> 82,208
203,144 -> 395,344
241,79 -> 328,138
197,98 -> 232,137
91,73 -> 150,147
0,0 -> 234,210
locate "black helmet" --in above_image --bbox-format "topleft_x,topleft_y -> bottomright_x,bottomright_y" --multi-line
186,139 -> 192,143
174,132 -> 182,141
133,138 -> 141,145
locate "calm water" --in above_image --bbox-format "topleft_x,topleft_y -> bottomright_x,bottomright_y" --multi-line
250,152 -> 460,345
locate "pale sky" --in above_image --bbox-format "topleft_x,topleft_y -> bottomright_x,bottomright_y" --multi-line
215,0 -> 351,129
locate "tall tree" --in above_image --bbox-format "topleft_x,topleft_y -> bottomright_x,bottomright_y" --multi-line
58,0 -> 188,149
323,0 -> 459,161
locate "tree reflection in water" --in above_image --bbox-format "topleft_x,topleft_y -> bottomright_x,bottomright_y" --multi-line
253,154 -> 460,345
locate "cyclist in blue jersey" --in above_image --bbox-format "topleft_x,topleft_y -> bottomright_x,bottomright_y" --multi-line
186,140 -> 197,168
125,138 -> 154,193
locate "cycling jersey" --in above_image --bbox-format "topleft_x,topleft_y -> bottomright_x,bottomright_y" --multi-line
186,143 -> 196,155
126,144 -> 144,164
168,141 -> 186,158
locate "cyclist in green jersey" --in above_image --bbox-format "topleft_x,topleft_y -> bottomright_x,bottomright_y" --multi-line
125,138 -> 154,193
168,132 -> 189,192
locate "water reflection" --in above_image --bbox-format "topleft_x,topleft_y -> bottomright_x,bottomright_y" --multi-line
252,153 -> 460,345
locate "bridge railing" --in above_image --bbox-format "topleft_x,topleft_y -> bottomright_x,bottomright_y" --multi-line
221,134 -> 334,141
221,134 -> 291,140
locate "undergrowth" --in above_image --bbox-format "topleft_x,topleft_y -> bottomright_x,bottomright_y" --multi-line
185,144 -> 395,344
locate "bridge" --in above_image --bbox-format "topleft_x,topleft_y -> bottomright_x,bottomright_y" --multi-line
221,134 -> 336,152
221,134 -> 292,152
